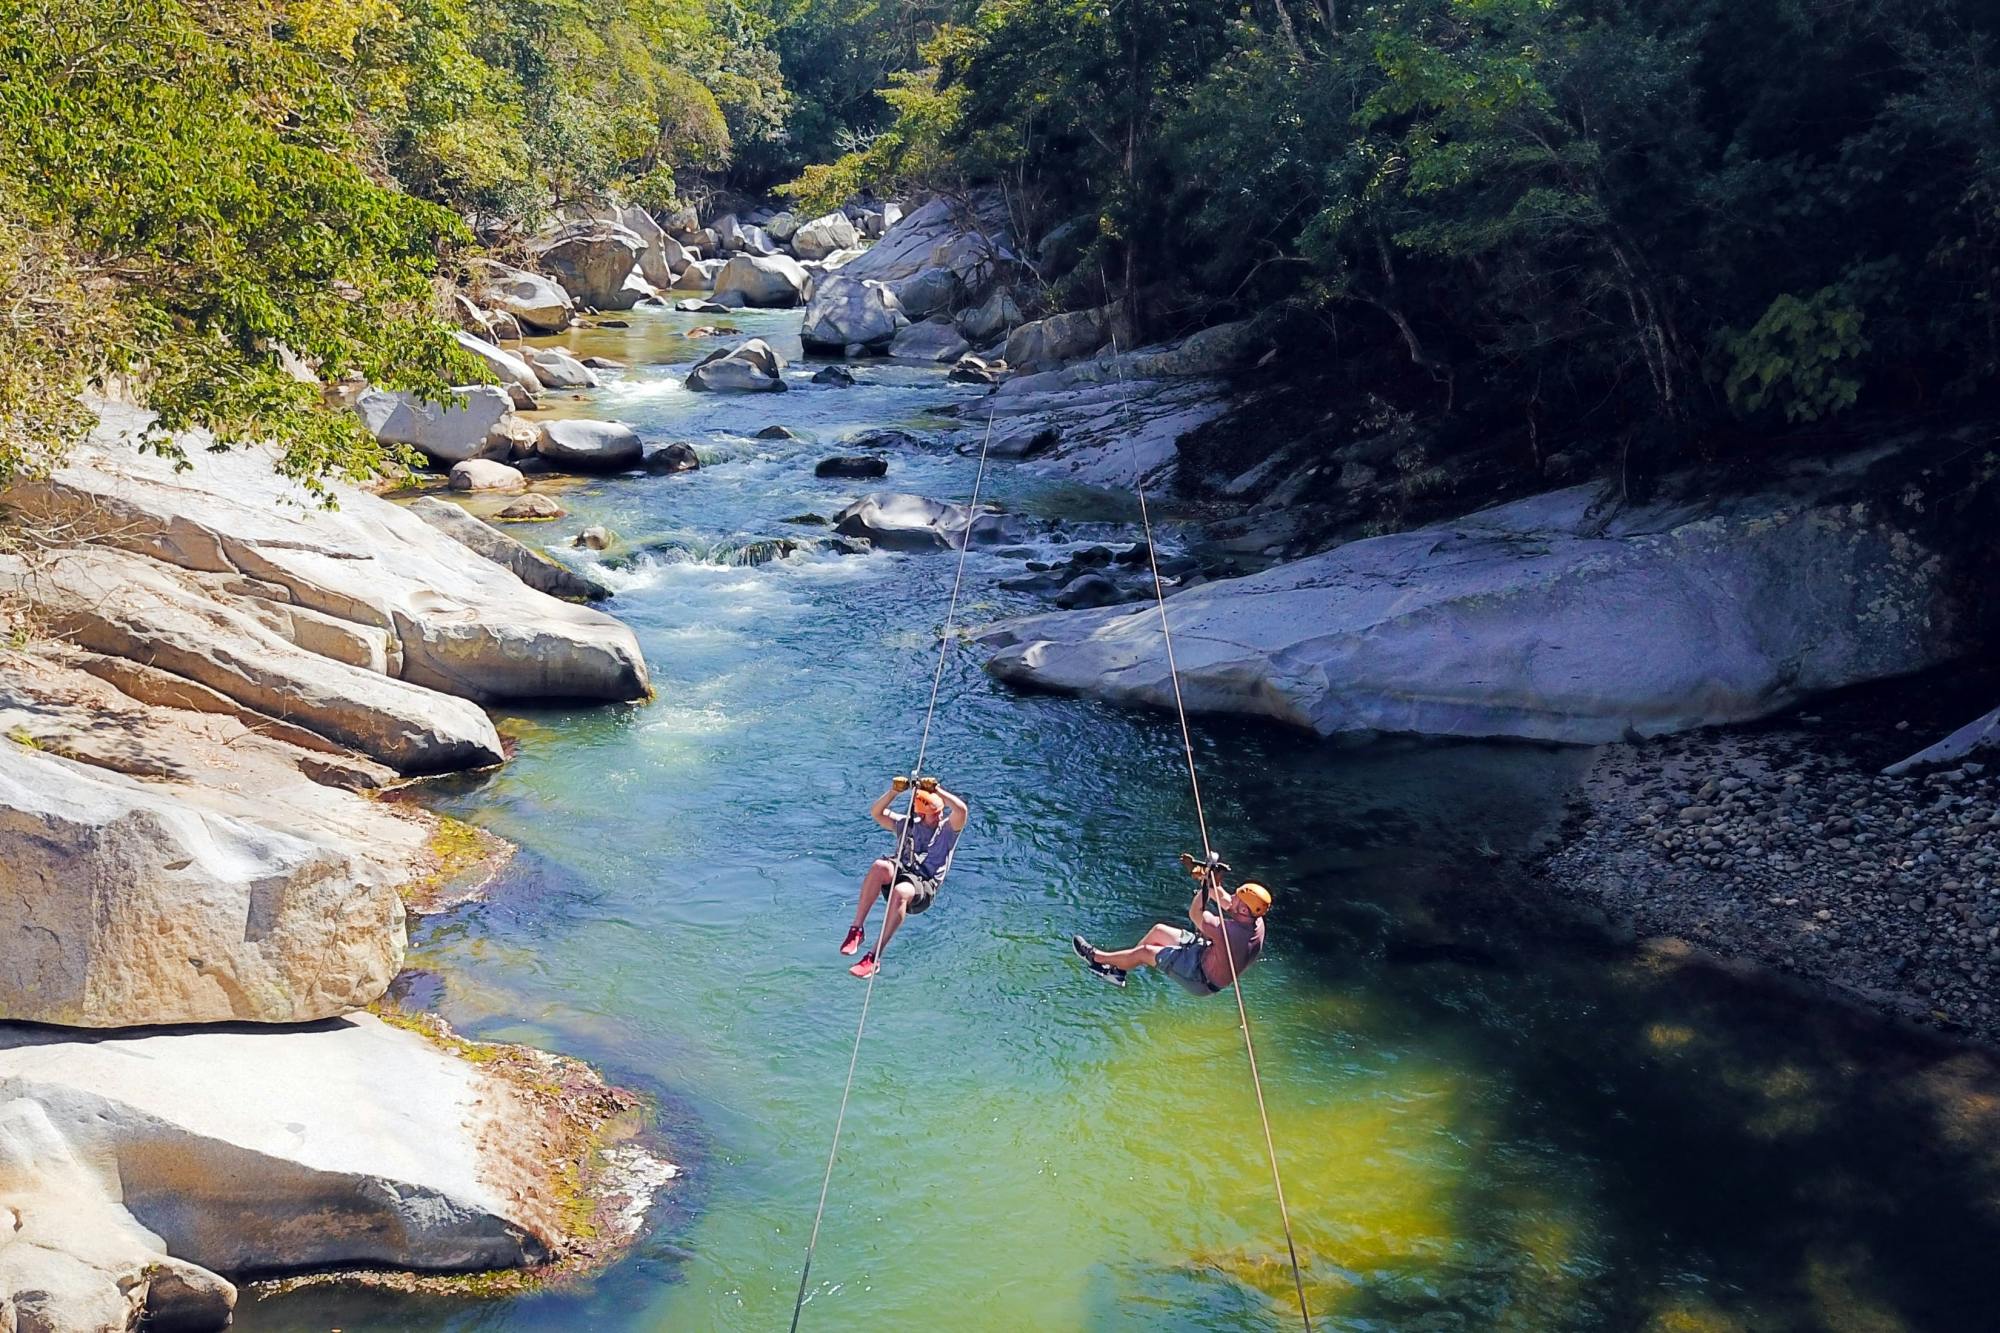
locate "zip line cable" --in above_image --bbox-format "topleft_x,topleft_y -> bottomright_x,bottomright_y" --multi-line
788,400 -> 1001,1331
1100,285 -> 1314,1331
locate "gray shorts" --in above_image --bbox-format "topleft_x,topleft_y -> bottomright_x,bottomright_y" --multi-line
1156,930 -> 1218,996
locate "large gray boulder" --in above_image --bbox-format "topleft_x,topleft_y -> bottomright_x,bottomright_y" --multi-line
1003,304 -> 1121,372
983,485 -> 1966,743
887,266 -> 961,320
535,220 -> 646,311
678,257 -> 725,291
889,317 -> 971,363
765,211 -> 800,243
801,276 -> 907,353
523,346 -> 600,390
0,1014 -> 674,1303
535,418 -> 644,472
617,204 -> 675,288
0,744 -> 406,1027
713,254 -> 809,308
409,497 -> 610,601
684,338 -> 788,393
957,288 -> 1022,343
832,492 -> 1027,551
5,404 -> 649,705
353,385 -> 511,465
452,330 -> 541,398
790,210 -> 859,261
469,259 -> 573,332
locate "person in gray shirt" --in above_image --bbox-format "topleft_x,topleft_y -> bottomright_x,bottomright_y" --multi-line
842,774 -> 969,978
1073,854 -> 1270,994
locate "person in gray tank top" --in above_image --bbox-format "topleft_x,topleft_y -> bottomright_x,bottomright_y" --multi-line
841,773 -> 968,978
1071,854 -> 1271,994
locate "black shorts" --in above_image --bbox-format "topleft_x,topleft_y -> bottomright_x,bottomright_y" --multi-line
893,866 -> 942,914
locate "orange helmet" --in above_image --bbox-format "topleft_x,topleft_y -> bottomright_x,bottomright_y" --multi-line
1235,883 -> 1273,916
913,790 -> 945,818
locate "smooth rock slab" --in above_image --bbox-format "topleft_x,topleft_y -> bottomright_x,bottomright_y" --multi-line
983,485 -> 1965,743
0,1015 -> 561,1279
452,330 -> 542,398
4,407 -> 649,704
470,260 -> 573,332
0,744 -> 404,1027
1,546 -> 504,773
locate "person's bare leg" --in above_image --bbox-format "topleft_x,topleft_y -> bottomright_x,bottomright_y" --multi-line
850,859 -> 895,931
871,883 -> 915,961
1090,924 -> 1180,972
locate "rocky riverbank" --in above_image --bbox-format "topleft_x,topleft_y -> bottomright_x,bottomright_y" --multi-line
0,404 -> 670,1328
1539,671 -> 2000,1047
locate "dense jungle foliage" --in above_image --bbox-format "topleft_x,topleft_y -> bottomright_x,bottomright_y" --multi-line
802,0 -> 2000,474
3,0 -> 1996,491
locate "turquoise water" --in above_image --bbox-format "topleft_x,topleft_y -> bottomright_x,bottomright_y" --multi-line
242,310 -> 2000,1332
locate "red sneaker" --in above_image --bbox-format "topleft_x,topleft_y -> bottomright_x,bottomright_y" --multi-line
839,926 -> 864,956
849,952 -> 879,979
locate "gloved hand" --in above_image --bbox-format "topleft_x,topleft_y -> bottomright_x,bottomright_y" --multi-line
890,775 -> 911,793
916,775 -> 940,794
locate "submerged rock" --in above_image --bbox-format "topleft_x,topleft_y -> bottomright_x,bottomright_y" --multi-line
496,492 -> 567,521
812,365 -> 856,386
815,455 -> 888,479
984,485 -> 1967,744
831,492 -> 1030,551
644,441 -> 702,473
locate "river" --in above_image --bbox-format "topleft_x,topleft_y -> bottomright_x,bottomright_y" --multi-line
241,309 -> 2000,1331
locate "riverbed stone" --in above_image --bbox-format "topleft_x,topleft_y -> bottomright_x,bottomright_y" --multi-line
790,210 -> 859,261
451,330 -> 542,398
684,338 -> 788,393
536,419 -> 644,472
815,455 -> 888,479
890,316 -> 971,363
353,385 -> 512,466
801,275 -> 907,352
469,259 -> 573,332
713,255 -> 809,308
831,492 -> 1028,551
644,442 -> 701,474
448,458 -> 526,492
524,347 -> 600,390
495,493 -> 566,521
